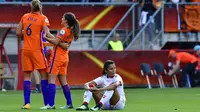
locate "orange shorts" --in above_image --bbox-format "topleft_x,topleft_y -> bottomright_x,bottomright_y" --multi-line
22,50 -> 47,72
48,59 -> 68,75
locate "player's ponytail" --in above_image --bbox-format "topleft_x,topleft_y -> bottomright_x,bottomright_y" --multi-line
31,0 -> 42,12
73,19 -> 80,41
64,12 -> 80,41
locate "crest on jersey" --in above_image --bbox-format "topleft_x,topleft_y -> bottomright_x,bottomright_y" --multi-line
45,18 -> 49,23
183,5 -> 200,31
60,30 -> 65,35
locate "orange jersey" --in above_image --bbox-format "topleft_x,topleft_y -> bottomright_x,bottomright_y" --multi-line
51,27 -> 73,62
20,12 -> 50,51
191,0 -> 200,2
176,52 -> 197,63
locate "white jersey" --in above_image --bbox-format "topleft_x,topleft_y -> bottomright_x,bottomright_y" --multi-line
93,74 -> 126,101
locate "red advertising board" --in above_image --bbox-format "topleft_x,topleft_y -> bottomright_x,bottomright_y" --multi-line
17,51 -> 176,90
0,5 -> 130,30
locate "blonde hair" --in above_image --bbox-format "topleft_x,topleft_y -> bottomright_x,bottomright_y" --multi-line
31,0 -> 42,12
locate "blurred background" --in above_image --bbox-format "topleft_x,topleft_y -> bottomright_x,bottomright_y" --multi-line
0,0 -> 199,91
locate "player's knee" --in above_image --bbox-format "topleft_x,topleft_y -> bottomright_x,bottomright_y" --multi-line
24,71 -> 32,75
38,69 -> 47,74
23,71 -> 32,80
38,69 -> 48,79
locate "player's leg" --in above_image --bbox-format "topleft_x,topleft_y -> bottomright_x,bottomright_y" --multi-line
58,75 -> 74,109
38,69 -> 49,105
40,60 -> 59,109
110,89 -> 125,110
32,50 -> 49,106
183,61 -> 198,87
45,73 -> 57,109
32,70 -> 41,93
76,88 -> 103,111
21,50 -> 33,109
58,61 -> 73,109
1,78 -> 6,92
91,89 -> 121,111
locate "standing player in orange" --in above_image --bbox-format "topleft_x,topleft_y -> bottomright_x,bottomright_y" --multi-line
168,50 -> 198,87
40,12 -> 80,109
16,0 -> 50,109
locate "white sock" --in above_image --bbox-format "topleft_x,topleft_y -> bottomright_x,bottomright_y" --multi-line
83,90 -> 93,104
99,90 -> 114,105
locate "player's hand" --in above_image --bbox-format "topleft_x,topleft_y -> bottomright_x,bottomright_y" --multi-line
88,87 -> 99,91
88,87 -> 99,94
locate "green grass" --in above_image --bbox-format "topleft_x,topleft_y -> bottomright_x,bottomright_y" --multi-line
0,88 -> 200,112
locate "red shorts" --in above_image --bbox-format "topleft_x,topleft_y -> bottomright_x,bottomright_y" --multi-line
22,50 -> 47,72
48,59 -> 68,75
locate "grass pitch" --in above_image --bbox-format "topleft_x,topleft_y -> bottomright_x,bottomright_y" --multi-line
0,88 -> 199,112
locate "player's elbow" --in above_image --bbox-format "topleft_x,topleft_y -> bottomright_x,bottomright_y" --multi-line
111,82 -> 120,90
84,83 -> 89,89
109,84 -> 117,90
54,39 -> 60,46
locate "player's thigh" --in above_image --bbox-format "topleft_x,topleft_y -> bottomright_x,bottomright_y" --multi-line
92,91 -> 103,103
33,70 -> 40,83
57,61 -> 68,85
112,97 -> 126,110
48,73 -> 57,84
48,60 -> 60,84
48,60 -> 60,75
59,61 -> 68,75
32,50 -> 47,70
22,50 -> 33,72
57,75 -> 67,86
110,89 -> 120,105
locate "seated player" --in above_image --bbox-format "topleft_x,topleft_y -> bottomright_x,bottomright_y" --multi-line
76,60 -> 126,111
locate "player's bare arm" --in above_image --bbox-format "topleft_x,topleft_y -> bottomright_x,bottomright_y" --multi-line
44,32 -> 69,49
168,60 -> 180,75
43,42 -> 54,47
59,42 -> 70,50
16,22 -> 23,38
84,81 -> 97,90
43,26 -> 50,38
43,35 -> 60,45
89,81 -> 122,91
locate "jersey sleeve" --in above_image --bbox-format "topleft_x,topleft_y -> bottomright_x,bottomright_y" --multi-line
115,75 -> 123,86
56,28 -> 67,41
42,16 -> 50,27
20,14 -> 26,24
93,76 -> 104,86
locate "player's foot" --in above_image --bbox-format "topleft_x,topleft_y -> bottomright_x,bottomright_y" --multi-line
40,104 -> 55,110
76,104 -> 89,111
60,104 -> 74,109
21,104 -> 30,109
1,88 -> 6,92
32,89 -> 41,93
90,104 -> 101,111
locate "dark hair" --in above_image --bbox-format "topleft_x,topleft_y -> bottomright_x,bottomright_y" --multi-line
64,12 -> 80,41
31,0 -> 41,12
102,60 -> 115,75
